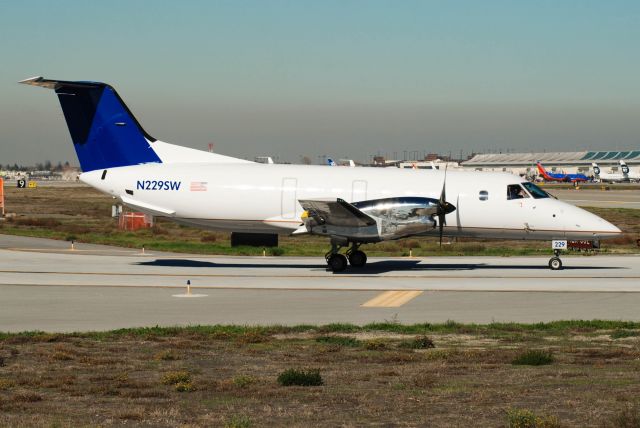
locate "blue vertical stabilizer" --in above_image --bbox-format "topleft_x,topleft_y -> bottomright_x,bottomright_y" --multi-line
20,77 -> 162,172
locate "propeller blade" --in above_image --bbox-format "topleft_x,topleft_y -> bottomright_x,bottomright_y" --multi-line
438,165 -> 448,247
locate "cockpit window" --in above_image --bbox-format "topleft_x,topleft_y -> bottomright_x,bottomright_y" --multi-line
521,182 -> 550,199
507,184 -> 529,200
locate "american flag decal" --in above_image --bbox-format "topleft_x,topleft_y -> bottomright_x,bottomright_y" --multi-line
190,181 -> 208,192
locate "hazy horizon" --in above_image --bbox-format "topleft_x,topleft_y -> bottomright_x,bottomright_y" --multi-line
1,1 -> 639,166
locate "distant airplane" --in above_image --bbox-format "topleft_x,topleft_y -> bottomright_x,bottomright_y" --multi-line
592,162 -> 626,183
620,160 -> 640,182
536,162 -> 588,183
21,77 -> 621,271
327,158 -> 337,166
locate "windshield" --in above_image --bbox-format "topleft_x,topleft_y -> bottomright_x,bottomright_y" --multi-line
521,182 -> 550,199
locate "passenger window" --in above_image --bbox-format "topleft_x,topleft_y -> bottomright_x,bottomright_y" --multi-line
479,190 -> 489,201
507,184 -> 529,200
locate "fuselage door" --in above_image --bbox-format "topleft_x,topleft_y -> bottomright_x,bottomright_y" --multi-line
281,177 -> 297,219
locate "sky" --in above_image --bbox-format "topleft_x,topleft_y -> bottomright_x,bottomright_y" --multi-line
1,0 -> 639,166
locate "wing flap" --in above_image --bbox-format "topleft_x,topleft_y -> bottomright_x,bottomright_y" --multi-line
299,198 -> 376,227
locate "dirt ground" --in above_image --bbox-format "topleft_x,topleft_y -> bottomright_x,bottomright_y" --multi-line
1,327 -> 639,427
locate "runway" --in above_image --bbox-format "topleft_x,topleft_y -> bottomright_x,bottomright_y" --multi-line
545,187 -> 640,209
1,235 -> 640,331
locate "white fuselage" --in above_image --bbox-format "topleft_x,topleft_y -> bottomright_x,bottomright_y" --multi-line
81,163 -> 621,241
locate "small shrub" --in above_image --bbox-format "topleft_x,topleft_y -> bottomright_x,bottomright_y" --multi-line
236,331 -> 269,344
506,408 -> 560,428
233,375 -> 256,388
12,391 -> 43,403
512,350 -> 554,366
413,373 -> 436,388
154,350 -> 180,361
200,233 -> 218,243
315,335 -> 360,347
277,369 -> 323,386
226,414 -> 252,428
610,329 -> 640,339
49,351 -> 74,361
0,379 -> 15,390
269,247 -> 285,256
399,335 -> 435,349
161,371 -> 191,385
115,372 -> 129,383
65,235 -> 77,242
609,404 -> 640,428
174,381 -> 195,392
364,339 -> 387,350
14,217 -> 61,227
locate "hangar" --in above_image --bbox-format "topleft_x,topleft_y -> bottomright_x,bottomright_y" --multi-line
461,150 -> 640,176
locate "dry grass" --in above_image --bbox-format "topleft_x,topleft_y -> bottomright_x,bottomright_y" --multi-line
1,327 -> 640,426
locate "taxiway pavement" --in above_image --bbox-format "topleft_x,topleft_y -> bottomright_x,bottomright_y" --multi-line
1,235 -> 640,331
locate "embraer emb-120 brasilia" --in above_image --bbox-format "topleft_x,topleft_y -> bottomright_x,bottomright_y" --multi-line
21,77 -> 621,271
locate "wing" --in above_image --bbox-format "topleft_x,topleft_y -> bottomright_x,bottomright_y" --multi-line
299,198 -> 376,227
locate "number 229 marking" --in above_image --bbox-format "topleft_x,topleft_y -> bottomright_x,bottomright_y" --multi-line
552,240 -> 567,250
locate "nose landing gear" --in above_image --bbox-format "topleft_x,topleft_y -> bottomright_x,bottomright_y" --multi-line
548,248 -> 563,270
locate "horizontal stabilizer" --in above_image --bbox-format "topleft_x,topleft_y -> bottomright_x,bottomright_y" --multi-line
120,196 -> 175,216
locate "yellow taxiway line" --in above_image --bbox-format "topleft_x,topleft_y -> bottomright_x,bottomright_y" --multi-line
361,290 -> 424,307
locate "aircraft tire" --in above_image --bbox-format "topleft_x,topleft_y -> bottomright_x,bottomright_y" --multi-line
328,254 -> 348,272
548,257 -> 563,270
348,250 -> 367,268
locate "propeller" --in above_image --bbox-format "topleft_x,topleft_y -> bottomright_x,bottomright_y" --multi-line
435,165 -> 456,247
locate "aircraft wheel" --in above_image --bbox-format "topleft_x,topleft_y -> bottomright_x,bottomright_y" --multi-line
327,254 -> 348,272
548,257 -> 563,270
348,250 -> 367,268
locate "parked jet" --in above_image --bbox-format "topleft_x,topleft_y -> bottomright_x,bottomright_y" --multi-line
536,162 -> 588,183
620,160 -> 640,182
21,77 -> 621,271
592,162 -> 627,183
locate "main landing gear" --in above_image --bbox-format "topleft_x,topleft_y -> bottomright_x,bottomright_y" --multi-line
548,249 -> 563,270
325,241 -> 367,272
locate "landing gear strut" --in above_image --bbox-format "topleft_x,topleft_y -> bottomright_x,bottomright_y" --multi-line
325,240 -> 367,272
548,249 -> 563,270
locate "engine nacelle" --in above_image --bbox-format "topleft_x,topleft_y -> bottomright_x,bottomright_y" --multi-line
354,197 -> 438,240
301,197 -> 439,242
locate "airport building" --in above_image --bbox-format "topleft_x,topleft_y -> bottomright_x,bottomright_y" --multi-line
461,150 -> 640,176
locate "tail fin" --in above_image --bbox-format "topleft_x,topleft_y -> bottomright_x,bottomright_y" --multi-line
592,162 -> 601,176
536,161 -> 549,178
620,160 -> 630,175
20,76 -> 161,172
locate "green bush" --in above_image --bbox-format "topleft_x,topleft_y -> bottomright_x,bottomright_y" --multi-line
512,350 -> 554,366
226,414 -> 252,428
610,329 -> 640,339
506,408 -> 560,428
277,368 -> 323,386
269,247 -> 285,256
161,370 -> 191,385
174,381 -> 195,392
398,335 -> 435,349
315,335 -> 360,347
364,339 -> 387,350
233,375 -> 256,388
